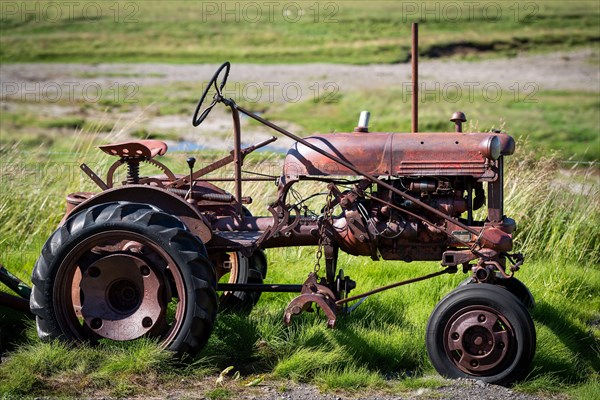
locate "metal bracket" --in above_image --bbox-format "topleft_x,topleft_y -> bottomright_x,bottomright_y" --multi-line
283,272 -> 338,328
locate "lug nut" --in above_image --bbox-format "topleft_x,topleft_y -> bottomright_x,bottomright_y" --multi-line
88,266 -> 101,278
90,318 -> 103,329
140,265 -> 150,276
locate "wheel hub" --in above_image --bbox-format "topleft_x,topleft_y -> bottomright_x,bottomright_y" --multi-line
107,279 -> 141,312
79,253 -> 165,341
445,308 -> 512,374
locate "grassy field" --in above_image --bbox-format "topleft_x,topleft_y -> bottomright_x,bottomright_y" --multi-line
2,81 -> 598,162
1,1 -> 599,64
0,132 -> 598,398
0,0 -> 598,398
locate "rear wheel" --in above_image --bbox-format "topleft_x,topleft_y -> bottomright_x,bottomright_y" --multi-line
426,284 -> 536,386
216,250 -> 267,312
30,202 -> 217,356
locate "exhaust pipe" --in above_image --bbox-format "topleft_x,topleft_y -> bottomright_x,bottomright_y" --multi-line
355,110 -> 371,133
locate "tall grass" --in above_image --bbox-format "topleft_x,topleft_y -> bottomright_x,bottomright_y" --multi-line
0,135 -> 112,282
506,155 -> 599,265
0,133 -> 598,398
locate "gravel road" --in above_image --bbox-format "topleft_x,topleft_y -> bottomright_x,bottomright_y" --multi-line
2,49 -> 598,95
132,377 -> 563,400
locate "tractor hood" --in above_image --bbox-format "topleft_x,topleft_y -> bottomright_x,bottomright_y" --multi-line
283,132 -> 515,179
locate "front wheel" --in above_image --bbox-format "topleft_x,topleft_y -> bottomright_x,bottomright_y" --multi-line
426,284 -> 536,386
458,277 -> 535,310
30,202 -> 218,356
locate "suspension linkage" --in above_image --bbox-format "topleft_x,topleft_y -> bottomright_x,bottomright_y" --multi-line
336,268 -> 455,306
283,268 -> 456,329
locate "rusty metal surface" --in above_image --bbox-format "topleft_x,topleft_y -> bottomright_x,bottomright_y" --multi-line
451,112 -> 467,133
232,107 -> 245,217
55,230 -> 187,345
284,273 -> 338,328
166,136 -> 277,189
80,164 -> 109,190
444,306 -> 515,375
65,192 -> 95,215
217,283 -> 302,292
200,104 -> 517,261
412,22 -> 418,133
239,106 -> 497,242
53,60 -> 521,269
479,227 -> 513,253
104,157 -> 176,189
79,253 -> 165,340
283,132 -> 514,178
99,140 -> 168,159
48,57 -> 524,347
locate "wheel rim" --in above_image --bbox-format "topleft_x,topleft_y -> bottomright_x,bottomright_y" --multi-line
215,252 -> 242,283
55,231 -> 186,345
215,252 -> 249,299
444,306 -> 514,375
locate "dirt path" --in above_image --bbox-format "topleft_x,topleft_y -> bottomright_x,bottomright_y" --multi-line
1,49 -> 598,153
2,49 -> 598,94
130,376 -> 561,400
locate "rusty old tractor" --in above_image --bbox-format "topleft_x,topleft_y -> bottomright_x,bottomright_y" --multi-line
26,33 -> 535,385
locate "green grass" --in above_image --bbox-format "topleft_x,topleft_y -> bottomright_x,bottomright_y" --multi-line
4,81 -> 596,161
1,1 -> 599,63
0,130 -> 598,397
0,111 -> 115,151
0,338 -> 190,398
206,387 -> 232,400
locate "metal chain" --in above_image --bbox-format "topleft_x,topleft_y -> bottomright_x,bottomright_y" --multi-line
314,190 -> 334,274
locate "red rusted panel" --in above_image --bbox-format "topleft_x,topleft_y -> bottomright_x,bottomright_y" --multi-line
283,132 -> 515,179
284,132 -> 394,176
99,140 -> 168,158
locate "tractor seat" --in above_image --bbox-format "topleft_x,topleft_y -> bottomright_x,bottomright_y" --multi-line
99,140 -> 168,159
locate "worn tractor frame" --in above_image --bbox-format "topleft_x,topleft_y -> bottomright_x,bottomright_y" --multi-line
0,25 -> 537,386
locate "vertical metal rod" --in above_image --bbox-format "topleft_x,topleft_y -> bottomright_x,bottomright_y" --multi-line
411,22 -> 418,133
232,107 -> 244,218
467,179 -> 473,225
487,158 -> 504,223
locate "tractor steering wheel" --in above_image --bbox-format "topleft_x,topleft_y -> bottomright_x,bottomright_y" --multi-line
192,61 -> 231,127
